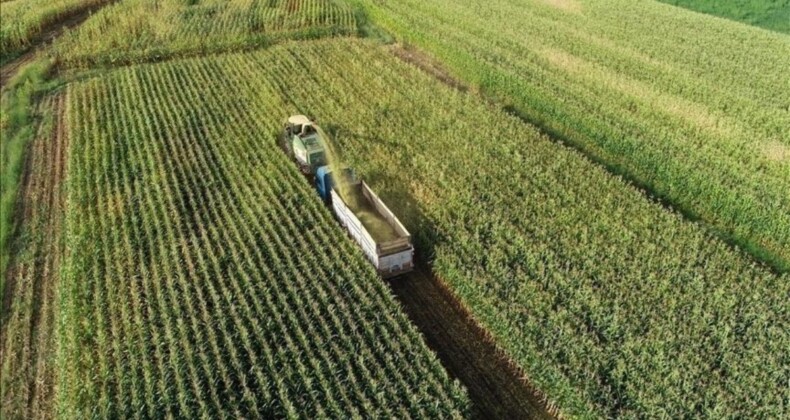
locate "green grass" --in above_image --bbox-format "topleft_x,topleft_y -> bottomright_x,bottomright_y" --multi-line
659,0 -> 790,33
0,59 -> 55,302
0,92 -> 60,419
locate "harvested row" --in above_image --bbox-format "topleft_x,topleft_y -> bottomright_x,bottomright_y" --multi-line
352,0 -> 790,271
53,0 -> 357,68
57,44 -> 468,417
132,39 -> 788,418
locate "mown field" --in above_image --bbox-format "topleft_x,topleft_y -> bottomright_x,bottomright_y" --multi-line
53,0 -> 357,67
352,0 -> 790,272
659,0 -> 790,33
0,0 -> 107,63
55,41 -> 468,417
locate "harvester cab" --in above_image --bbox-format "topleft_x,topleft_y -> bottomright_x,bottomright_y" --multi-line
315,166 -> 357,202
281,115 -> 327,174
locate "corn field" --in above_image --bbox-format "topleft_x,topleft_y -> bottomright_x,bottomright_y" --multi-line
59,38 -> 789,418
351,0 -> 790,272
58,40 -> 469,417
278,39 -> 788,419
4,0 -> 789,417
0,0 -> 106,61
53,0 -> 357,67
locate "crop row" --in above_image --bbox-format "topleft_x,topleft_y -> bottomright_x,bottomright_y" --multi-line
58,48 -> 468,417
150,38 -> 789,418
351,0 -> 790,271
53,0 -> 357,68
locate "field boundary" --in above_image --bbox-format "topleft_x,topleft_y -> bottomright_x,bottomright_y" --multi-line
52,26 -> 358,72
389,44 -> 469,93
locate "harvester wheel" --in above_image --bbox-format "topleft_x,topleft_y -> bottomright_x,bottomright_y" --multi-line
279,131 -> 292,156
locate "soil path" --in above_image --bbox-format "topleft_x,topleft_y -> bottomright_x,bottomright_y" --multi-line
390,268 -> 556,419
0,2 -> 109,89
1,93 -> 68,419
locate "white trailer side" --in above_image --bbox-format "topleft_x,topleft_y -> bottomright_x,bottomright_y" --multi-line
330,182 -> 414,278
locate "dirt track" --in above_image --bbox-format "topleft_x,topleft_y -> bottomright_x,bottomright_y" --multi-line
1,93 -> 68,419
390,268 -> 556,419
0,3 -> 109,89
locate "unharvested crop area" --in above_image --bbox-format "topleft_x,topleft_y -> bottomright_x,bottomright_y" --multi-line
353,0 -> 790,272
54,0 -> 357,67
0,0 -> 107,63
236,39 -> 785,419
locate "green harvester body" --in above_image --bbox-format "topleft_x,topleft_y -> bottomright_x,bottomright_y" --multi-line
281,115 -> 327,174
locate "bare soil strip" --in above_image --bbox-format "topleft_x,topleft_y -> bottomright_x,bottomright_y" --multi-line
0,2 -> 110,89
1,92 -> 68,419
390,268 -> 557,419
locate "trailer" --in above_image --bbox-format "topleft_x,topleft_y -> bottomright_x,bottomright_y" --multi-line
315,166 -> 414,278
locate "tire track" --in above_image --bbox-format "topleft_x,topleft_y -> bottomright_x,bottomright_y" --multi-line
1,92 -> 68,419
389,267 -> 557,419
